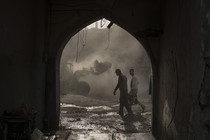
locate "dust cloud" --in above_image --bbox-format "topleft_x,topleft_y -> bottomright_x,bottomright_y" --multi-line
60,23 -> 151,100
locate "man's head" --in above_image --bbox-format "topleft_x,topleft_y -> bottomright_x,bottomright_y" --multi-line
115,69 -> 122,76
129,69 -> 134,76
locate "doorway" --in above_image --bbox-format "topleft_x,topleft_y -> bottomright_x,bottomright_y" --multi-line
58,19 -> 153,139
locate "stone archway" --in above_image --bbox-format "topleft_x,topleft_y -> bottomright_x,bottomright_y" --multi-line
58,18 -> 155,138
44,0 -> 160,135
46,19 -> 159,134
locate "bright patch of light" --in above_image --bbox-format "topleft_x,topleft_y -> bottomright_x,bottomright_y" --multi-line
60,103 -> 112,111
86,19 -> 111,29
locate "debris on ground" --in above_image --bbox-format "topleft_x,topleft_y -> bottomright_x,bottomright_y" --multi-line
57,94 -> 154,140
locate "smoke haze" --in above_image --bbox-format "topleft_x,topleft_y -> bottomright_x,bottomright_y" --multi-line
60,23 -> 151,100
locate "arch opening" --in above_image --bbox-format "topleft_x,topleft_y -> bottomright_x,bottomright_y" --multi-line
58,19 -> 154,139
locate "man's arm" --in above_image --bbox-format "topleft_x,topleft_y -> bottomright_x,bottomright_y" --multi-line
113,77 -> 120,95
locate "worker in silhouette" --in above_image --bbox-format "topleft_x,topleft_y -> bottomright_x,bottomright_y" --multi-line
129,69 -> 145,112
113,69 -> 133,116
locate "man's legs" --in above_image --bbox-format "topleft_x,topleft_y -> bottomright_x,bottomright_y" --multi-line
119,98 -> 124,116
124,100 -> 133,114
131,89 -> 146,112
123,94 -> 133,115
129,89 -> 137,105
119,96 -> 133,116
119,102 -> 132,116
137,100 -> 145,112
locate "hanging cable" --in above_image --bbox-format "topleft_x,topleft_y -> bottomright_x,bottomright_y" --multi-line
78,28 -> 88,55
105,28 -> 111,50
79,28 -> 87,46
76,32 -> 80,62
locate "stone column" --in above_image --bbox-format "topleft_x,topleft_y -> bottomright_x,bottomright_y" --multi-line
200,0 -> 210,139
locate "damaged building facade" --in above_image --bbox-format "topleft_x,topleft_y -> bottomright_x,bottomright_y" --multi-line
0,0 -> 210,139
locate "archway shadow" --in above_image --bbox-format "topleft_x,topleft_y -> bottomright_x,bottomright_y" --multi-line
121,113 -> 151,133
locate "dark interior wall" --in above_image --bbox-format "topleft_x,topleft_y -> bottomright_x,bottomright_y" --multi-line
0,0 -> 207,138
157,0 -> 202,139
200,0 -> 210,140
0,0 -> 48,129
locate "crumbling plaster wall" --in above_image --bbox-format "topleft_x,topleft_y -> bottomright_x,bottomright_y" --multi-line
0,0 -> 48,129
157,0 -> 202,140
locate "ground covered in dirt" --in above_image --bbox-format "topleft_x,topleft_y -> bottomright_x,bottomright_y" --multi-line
56,94 -> 154,140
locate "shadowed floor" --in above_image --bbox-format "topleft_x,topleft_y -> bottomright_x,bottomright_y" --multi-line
57,94 -> 154,140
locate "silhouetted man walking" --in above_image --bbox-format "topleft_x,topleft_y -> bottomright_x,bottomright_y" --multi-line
129,69 -> 145,112
113,69 -> 132,116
